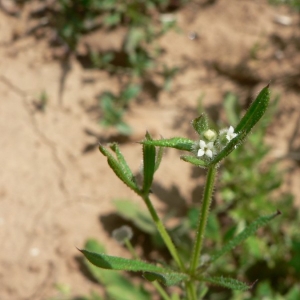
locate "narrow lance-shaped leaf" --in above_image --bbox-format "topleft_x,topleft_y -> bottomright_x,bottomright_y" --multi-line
180,155 -> 207,168
79,249 -> 189,286
143,272 -> 187,286
142,132 -> 156,194
140,137 -> 195,152
191,114 -> 209,135
83,239 -> 118,285
155,146 -> 164,172
208,211 -> 281,264
83,239 -> 151,300
208,85 -> 270,166
110,143 -> 136,184
224,92 -> 240,125
235,85 -> 270,134
144,131 -> 164,172
199,276 -> 252,291
99,144 -> 139,193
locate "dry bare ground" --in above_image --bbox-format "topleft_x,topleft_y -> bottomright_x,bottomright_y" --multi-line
0,1 -> 299,299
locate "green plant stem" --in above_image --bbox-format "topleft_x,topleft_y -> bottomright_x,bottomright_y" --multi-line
152,281 -> 172,300
189,166 -> 217,275
185,281 -> 197,300
125,239 -> 172,300
124,239 -> 138,259
142,194 -> 185,271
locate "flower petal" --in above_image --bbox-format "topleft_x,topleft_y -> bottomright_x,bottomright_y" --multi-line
197,149 -> 204,157
206,149 -> 213,158
199,140 -> 206,149
228,126 -> 234,134
207,142 -> 214,149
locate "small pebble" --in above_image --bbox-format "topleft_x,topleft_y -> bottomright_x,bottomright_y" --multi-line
188,31 -> 198,40
29,247 -> 40,257
274,15 -> 292,26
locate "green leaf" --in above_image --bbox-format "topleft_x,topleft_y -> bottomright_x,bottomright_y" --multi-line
79,249 -> 189,286
100,92 -> 123,126
125,27 -> 145,53
200,276 -> 251,291
116,122 -> 132,135
103,13 -> 121,27
86,239 -> 106,253
84,239 -> 124,286
255,281 -> 273,297
143,272 -> 186,285
113,199 -> 156,234
191,114 -> 209,135
84,239 -> 151,300
224,92 -> 240,125
286,286 -> 300,300
180,155 -> 207,167
154,146 -> 164,172
121,84 -> 141,103
140,137 -> 195,152
145,133 -> 164,172
235,85 -> 270,134
208,85 -> 270,166
142,132 -> 156,194
99,144 -> 139,193
106,284 -> 150,300
110,143 -> 135,184
209,211 -> 281,263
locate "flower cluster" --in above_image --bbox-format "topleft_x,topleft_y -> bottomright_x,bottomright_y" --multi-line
197,126 -> 237,159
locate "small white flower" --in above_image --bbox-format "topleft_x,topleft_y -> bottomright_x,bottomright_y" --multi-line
226,126 -> 237,141
197,140 -> 214,158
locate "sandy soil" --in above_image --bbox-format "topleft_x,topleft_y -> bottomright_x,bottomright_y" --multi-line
0,1 -> 299,299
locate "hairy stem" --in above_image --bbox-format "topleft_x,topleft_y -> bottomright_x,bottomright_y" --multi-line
142,194 -> 185,271
189,166 -> 217,274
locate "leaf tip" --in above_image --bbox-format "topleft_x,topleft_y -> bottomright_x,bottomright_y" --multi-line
250,279 -> 259,289
98,143 -> 106,154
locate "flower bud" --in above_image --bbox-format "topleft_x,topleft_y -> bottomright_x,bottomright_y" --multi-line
204,129 -> 217,141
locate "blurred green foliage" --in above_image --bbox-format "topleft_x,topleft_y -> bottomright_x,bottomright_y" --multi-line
201,93 -> 299,299
99,84 -> 141,135
11,0 -> 183,133
55,0 -> 182,132
269,0 -> 300,10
